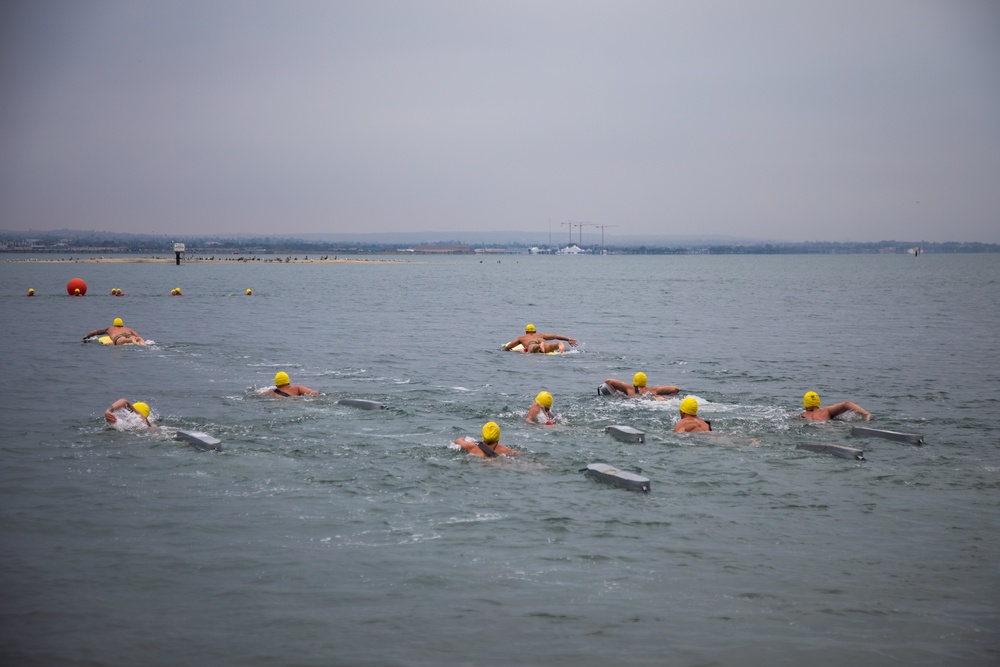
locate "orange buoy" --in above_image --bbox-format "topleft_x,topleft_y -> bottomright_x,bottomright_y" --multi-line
67,278 -> 87,295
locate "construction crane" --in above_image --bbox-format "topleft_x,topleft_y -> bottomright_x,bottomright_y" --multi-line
575,222 -> 597,246
595,224 -> 618,254
560,221 -> 574,245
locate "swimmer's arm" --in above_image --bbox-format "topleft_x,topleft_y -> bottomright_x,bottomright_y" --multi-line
299,386 -> 320,395
541,334 -> 577,346
649,385 -> 680,396
604,379 -> 630,394
502,336 -> 525,351
829,401 -> 872,421
105,398 -> 131,423
525,403 -> 540,424
83,328 -> 107,340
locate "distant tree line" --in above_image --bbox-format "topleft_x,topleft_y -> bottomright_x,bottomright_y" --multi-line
1,230 -> 997,255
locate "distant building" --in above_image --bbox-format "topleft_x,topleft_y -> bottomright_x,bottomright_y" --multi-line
412,244 -> 473,254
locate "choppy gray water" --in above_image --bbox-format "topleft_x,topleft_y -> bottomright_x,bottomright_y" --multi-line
1,253 -> 998,666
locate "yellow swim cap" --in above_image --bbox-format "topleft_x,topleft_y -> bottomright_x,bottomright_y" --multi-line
803,391 -> 820,408
536,391 -> 553,409
28,288 -> 34,293
525,324 -> 536,333
113,318 -> 123,327
633,372 -> 647,387
680,397 -> 698,415
482,421 -> 501,443
132,402 -> 150,419
275,371 -> 290,387
246,288 -> 252,295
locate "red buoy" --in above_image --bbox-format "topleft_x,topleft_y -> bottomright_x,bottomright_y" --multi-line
67,277 -> 88,296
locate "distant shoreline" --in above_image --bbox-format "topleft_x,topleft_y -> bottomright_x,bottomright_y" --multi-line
2,256 -> 402,264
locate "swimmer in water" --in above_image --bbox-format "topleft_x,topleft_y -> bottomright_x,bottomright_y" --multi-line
105,398 -> 154,427
454,421 -> 517,458
602,372 -> 680,401
673,397 -> 712,432
27,288 -> 35,297
265,371 -> 319,397
800,391 -> 872,422
526,391 -> 557,425
83,318 -> 146,345
503,324 -> 578,353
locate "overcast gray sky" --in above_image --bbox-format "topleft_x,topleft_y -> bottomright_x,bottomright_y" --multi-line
1,0 -> 998,242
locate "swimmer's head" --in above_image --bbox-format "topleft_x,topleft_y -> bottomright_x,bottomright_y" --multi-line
74,288 -> 81,294
113,318 -> 123,327
803,391 -> 820,408
132,402 -> 150,419
27,288 -> 34,294
275,371 -> 290,387
633,372 -> 647,387
525,324 -> 536,333
246,289 -> 252,295
482,421 -> 501,443
536,391 -> 553,409
680,397 -> 698,415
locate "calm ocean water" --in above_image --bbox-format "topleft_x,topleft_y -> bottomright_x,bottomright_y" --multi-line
1,252 -> 998,666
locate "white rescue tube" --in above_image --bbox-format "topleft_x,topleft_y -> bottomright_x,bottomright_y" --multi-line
605,425 -> 645,443
796,443 -> 865,461
851,425 -> 924,445
175,430 -> 222,452
583,463 -> 650,493
337,398 -> 387,410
